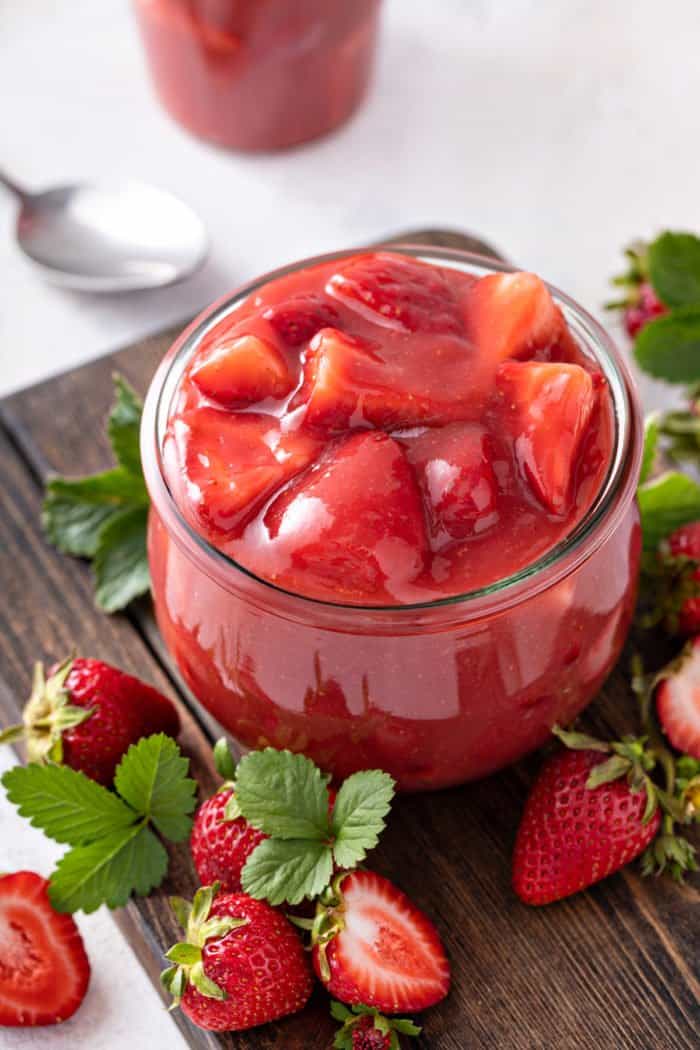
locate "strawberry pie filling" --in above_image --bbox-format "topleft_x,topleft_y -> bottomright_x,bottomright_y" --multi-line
163,252 -> 613,605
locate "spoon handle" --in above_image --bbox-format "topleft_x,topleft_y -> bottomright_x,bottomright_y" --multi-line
0,170 -> 30,201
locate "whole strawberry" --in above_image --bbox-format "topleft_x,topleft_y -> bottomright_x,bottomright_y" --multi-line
665,523 -> 700,635
607,241 -> 667,338
190,788 -> 267,892
331,1001 -> 421,1050
513,730 -> 662,905
161,883 -> 313,1032
623,281 -> 666,338
312,870 -> 450,1014
0,657 -> 180,785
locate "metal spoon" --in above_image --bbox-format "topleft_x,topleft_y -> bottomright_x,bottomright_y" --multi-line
0,170 -> 209,292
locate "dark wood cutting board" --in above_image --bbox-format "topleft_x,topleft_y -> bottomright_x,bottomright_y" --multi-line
0,229 -> 698,1050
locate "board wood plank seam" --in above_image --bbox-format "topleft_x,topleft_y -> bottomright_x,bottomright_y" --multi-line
0,229 -> 698,1050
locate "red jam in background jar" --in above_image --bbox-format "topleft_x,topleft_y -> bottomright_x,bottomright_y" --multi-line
133,0 -> 383,151
144,250 -> 642,791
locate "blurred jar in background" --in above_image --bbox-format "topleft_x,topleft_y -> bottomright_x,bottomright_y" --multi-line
133,0 -> 383,151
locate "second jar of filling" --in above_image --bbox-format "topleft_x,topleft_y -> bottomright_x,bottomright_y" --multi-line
133,0 -> 383,151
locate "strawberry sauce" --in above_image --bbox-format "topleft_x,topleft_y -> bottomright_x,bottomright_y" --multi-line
145,251 -> 642,790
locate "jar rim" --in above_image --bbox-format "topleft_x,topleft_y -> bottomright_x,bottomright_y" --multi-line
140,245 -> 643,624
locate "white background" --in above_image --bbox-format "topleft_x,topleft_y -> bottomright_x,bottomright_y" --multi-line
2,0 -> 699,1046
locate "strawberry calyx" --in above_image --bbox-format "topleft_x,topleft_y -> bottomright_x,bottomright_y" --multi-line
606,240 -> 652,309
162,882 -> 249,1007
0,658 -> 92,763
211,737 -> 243,820
330,1000 -> 421,1050
295,871 -> 351,983
676,756 -> 700,820
638,550 -> 700,634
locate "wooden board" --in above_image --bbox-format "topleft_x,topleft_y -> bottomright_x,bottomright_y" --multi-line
0,229 -> 698,1050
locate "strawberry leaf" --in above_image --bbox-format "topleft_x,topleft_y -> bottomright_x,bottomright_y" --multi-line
234,748 -> 330,840
114,733 -> 197,842
1,763 -> 137,845
635,308 -> 700,383
93,505 -> 150,612
647,232 -> 700,308
43,470 -> 146,558
241,837 -> 333,906
108,375 -> 144,476
638,471 -> 700,551
331,769 -> 395,870
640,413 -> 659,485
49,824 -> 167,913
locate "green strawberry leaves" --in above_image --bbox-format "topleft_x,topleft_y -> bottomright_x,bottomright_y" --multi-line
647,233 -> 700,309
331,1002 -> 421,1050
637,471 -> 700,552
230,747 -> 395,906
42,375 -> 150,612
635,308 -> 700,384
1,733 -> 196,913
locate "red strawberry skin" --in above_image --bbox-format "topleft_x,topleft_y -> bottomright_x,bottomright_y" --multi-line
60,659 -> 180,785
624,281 -> 666,338
312,870 -> 450,1013
181,893 -> 313,1032
0,871 -> 90,1026
512,750 -> 662,905
190,788 -> 267,892
667,522 -> 700,635
353,1015 -> 391,1050
656,635 -> 700,759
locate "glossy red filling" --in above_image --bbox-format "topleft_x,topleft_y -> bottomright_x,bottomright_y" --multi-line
163,253 -> 613,605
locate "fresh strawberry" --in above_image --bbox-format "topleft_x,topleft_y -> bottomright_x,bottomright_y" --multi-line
665,522 -> 700,635
465,272 -> 566,362
191,332 -> 293,407
162,883 -> 313,1032
0,657 -> 179,786
163,407 -> 320,535
0,871 -> 90,1026
190,789 -> 267,893
512,732 -> 663,905
263,293 -> 340,346
496,360 -> 598,514
331,1001 -> 422,1050
265,431 -> 428,602
624,282 -> 666,338
404,423 -> 498,542
311,870 -> 450,1014
656,637 -> 700,759
326,252 -> 464,335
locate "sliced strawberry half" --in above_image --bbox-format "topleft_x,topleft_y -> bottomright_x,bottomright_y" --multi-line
301,327 -> 480,432
465,272 -> 566,362
657,637 -> 700,759
326,252 -> 465,335
405,423 -> 499,543
496,360 -> 598,514
265,431 -> 428,602
312,870 -> 450,1013
163,408 -> 320,535
262,294 -> 340,347
0,871 -> 90,1026
191,332 -> 293,407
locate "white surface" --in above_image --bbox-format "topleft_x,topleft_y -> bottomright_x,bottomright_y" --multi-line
2,1 -> 700,1046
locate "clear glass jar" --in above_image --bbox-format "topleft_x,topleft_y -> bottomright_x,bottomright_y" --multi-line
133,0 -> 383,151
141,248 -> 643,791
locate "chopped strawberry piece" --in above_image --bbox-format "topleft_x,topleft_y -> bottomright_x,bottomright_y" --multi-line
312,870 -> 450,1012
164,408 -> 319,534
0,871 -> 90,1026
263,294 -> 340,347
191,332 -> 293,407
326,252 -> 464,335
405,424 -> 499,542
497,361 -> 598,514
265,431 -> 428,602
301,327 -> 480,431
656,636 -> 700,759
465,272 -> 566,362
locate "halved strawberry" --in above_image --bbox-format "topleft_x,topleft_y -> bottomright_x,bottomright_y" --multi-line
326,252 -> 464,335
262,294 -> 340,347
405,423 -> 499,542
163,408 -> 320,535
312,870 -> 450,1013
301,327 -> 479,432
656,637 -> 700,759
496,361 -> 598,514
265,431 -> 428,602
465,272 -> 566,362
0,871 -> 90,1026
191,333 -> 293,407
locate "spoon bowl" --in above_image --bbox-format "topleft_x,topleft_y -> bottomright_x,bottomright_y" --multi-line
3,173 -> 208,292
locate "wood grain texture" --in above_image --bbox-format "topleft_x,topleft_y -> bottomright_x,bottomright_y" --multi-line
1,230 -> 698,1050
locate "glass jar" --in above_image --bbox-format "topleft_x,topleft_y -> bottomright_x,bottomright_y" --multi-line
133,0 -> 383,151
141,248 -> 643,792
